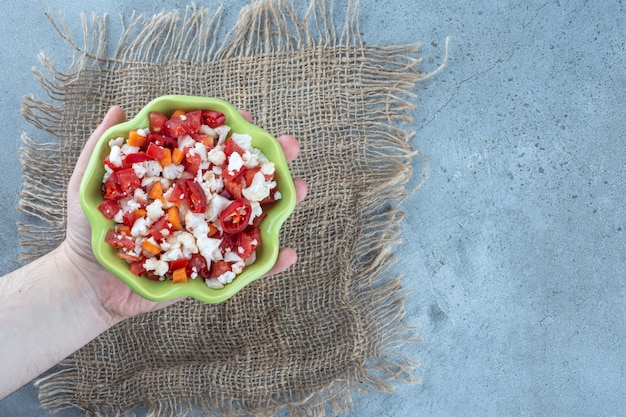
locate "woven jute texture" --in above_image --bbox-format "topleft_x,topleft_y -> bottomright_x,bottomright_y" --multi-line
19,1 -> 431,416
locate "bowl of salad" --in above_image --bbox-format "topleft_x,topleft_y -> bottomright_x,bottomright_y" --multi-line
79,95 -> 296,303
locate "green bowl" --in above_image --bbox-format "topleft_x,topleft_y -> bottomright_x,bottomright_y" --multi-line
79,95 -> 296,303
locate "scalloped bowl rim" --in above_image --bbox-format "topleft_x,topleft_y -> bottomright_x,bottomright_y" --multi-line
79,95 -> 296,303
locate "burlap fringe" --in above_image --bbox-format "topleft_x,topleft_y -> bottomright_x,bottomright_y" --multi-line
24,0 -> 443,415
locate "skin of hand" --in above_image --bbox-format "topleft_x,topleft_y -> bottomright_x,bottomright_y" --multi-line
0,106 -> 307,400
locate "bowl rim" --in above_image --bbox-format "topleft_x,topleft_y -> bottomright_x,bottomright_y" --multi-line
79,95 -> 296,303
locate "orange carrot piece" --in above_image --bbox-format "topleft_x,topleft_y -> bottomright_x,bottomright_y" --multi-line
127,130 -> 146,147
172,148 -> 184,164
172,267 -> 188,284
160,148 -> 172,167
133,208 -> 147,219
170,109 -> 186,119
116,225 -> 131,236
208,223 -> 219,237
168,206 -> 182,230
148,182 -> 163,200
141,239 -> 161,255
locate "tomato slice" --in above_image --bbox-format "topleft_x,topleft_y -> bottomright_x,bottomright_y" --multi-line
220,198 -> 252,234
202,110 -> 226,128
98,199 -> 121,219
183,179 -> 207,213
149,112 -> 168,133
163,110 -> 202,137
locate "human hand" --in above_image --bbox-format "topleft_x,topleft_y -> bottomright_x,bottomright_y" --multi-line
63,106 -> 307,326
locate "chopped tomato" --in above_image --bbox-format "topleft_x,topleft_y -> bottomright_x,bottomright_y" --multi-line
149,217 -> 172,240
183,179 -> 207,213
209,261 -> 232,278
117,251 -> 143,263
183,152 -> 202,176
224,137 -> 245,157
98,199 -> 120,219
220,198 -> 252,234
162,110 -> 202,137
167,182 -> 186,204
122,211 -> 136,227
186,253 -> 209,278
104,230 -> 135,251
169,258 -> 189,272
102,174 -> 125,200
129,260 -> 147,276
149,111 -> 168,133
223,178 -> 244,199
202,110 -> 226,128
237,226 -> 261,259
146,142 -> 166,160
191,133 -> 215,148
116,168 -> 141,196
146,132 -> 178,149
124,152 -> 151,165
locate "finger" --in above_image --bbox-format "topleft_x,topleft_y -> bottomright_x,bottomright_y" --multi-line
293,178 -> 308,204
277,135 -> 300,162
263,248 -> 297,277
69,106 -> 127,190
238,109 -> 252,123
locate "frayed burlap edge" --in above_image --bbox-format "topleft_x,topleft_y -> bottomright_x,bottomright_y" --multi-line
20,1 -> 447,415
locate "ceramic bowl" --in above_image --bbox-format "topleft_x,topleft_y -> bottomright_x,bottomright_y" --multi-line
79,95 -> 296,303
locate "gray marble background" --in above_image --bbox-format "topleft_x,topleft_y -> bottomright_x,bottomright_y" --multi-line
1,1 -> 624,416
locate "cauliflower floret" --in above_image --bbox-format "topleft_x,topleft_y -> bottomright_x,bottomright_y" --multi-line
248,201 -> 263,225
242,171 -> 273,202
146,199 -> 164,221
185,211 -> 210,237
227,152 -> 245,175
108,137 -> 124,148
160,248 -> 183,262
214,125 -> 230,145
102,164 -> 114,183
108,145 -> 123,167
199,124 -> 216,137
133,160 -> 163,179
201,170 -> 224,195
143,258 -> 169,276
131,217 -> 150,237
260,161 -> 275,176
216,271 -> 237,285
206,194 -> 231,223
177,134 -> 195,151
121,144 -> 140,154
207,148 -> 226,165
205,278 -> 224,289
196,235 -> 223,263
230,261 -> 246,274
163,164 -> 185,180
231,133 -> 252,151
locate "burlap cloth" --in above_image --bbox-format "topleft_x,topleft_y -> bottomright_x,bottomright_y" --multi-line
18,1 -> 433,416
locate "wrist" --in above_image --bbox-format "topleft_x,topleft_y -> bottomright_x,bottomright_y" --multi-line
55,240 -> 120,330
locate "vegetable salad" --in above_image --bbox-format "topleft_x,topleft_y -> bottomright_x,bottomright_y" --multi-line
97,109 -> 280,289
